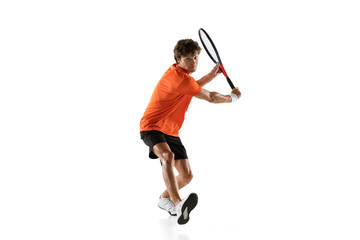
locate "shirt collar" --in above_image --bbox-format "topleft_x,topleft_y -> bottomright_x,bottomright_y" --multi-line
173,63 -> 191,74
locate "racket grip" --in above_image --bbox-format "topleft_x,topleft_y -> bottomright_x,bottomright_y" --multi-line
227,77 -> 235,89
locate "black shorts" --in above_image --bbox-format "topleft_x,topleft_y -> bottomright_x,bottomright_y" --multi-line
140,130 -> 188,160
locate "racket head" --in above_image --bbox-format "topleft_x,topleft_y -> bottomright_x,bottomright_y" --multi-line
198,28 -> 222,65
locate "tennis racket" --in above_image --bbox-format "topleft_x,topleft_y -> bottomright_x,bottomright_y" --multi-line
198,28 -> 235,89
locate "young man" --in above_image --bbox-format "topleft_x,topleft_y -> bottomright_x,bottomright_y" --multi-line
140,39 -> 241,225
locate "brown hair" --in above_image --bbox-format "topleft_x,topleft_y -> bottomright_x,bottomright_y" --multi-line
173,39 -> 201,64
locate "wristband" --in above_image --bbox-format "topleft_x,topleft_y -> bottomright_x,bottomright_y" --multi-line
230,93 -> 238,103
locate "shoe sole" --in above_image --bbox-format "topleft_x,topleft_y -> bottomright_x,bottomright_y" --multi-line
168,210 -> 177,216
157,206 -> 177,216
177,193 -> 198,225
157,205 -> 177,216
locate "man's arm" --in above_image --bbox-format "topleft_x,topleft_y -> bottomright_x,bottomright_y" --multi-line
195,88 -> 241,103
196,63 -> 222,87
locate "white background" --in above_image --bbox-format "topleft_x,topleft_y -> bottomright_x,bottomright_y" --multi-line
1,0 -> 359,239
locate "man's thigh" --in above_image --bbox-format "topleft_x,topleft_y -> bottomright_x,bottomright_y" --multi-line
152,142 -> 172,158
175,158 -> 192,176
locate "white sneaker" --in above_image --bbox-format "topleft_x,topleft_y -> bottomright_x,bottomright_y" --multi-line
176,193 -> 198,225
158,195 -> 177,216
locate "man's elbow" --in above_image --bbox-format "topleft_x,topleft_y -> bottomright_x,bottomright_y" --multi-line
207,92 -> 218,103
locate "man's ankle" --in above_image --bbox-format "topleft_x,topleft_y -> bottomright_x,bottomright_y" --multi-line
161,193 -> 171,199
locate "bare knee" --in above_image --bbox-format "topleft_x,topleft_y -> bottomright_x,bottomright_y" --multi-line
161,151 -> 175,168
182,170 -> 193,184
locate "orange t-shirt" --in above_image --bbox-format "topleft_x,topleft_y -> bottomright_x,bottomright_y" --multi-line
140,64 -> 202,137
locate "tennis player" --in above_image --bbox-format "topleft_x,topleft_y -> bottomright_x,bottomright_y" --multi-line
140,39 -> 241,224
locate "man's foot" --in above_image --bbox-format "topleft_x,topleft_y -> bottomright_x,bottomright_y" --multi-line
176,193 -> 198,225
158,195 -> 177,216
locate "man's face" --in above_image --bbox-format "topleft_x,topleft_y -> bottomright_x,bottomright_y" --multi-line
177,52 -> 199,73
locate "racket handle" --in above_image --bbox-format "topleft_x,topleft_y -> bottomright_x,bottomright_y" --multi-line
227,77 -> 235,89
219,64 -> 235,89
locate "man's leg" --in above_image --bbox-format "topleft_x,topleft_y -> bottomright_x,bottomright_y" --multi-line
152,142 -> 182,206
161,158 -> 193,199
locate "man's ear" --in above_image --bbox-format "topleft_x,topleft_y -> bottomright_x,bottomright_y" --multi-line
176,57 -> 180,64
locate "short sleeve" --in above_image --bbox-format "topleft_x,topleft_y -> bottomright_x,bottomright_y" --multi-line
177,75 -> 202,96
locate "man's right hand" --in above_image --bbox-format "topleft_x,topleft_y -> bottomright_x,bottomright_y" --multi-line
231,87 -> 241,99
